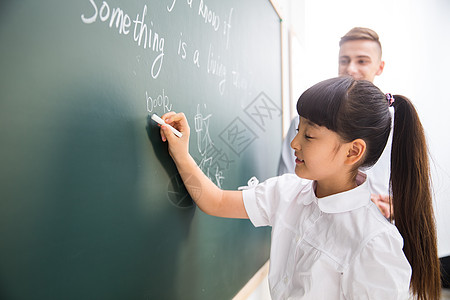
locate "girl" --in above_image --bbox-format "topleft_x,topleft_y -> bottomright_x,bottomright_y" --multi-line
158,77 -> 440,299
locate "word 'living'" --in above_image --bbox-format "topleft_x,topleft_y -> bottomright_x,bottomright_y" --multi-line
81,0 -> 165,79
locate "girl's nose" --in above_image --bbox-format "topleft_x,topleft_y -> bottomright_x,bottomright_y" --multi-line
290,134 -> 300,151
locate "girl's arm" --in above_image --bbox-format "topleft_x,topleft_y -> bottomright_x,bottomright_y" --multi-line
159,112 -> 248,219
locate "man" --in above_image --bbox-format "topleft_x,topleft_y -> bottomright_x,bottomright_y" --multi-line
338,27 -> 384,82
278,27 -> 390,216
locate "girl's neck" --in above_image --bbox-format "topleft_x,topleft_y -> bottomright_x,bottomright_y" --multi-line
314,174 -> 358,198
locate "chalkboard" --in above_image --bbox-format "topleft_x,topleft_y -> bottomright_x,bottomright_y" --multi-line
0,1 -> 282,299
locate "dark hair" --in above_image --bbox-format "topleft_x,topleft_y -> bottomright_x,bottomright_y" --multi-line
297,77 -> 440,299
391,95 -> 440,300
339,27 -> 382,56
297,77 -> 390,169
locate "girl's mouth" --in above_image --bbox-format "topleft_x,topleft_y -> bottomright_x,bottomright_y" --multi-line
295,158 -> 304,164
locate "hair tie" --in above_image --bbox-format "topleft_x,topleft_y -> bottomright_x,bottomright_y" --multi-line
386,93 -> 395,107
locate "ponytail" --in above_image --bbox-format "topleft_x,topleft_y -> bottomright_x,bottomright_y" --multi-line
390,95 -> 441,299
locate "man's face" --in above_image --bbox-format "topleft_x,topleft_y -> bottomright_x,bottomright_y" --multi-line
338,40 -> 385,82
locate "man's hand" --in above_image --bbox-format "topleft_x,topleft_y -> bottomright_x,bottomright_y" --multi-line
371,194 -> 393,219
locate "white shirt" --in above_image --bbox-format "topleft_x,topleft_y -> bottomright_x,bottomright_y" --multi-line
364,107 -> 394,196
243,173 -> 411,299
278,108 -> 395,196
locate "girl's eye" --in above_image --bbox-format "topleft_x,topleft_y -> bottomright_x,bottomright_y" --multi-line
305,134 -> 313,140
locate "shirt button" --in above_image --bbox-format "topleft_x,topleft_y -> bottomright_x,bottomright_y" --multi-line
283,276 -> 289,284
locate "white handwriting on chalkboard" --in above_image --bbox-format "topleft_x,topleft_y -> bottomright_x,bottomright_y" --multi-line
81,0 -> 165,79
198,0 -> 220,31
177,32 -> 201,68
195,105 -> 231,188
177,32 -> 187,60
167,0 -> 193,13
223,8 -> 233,50
207,44 -> 226,95
146,89 -> 173,113
167,0 -> 231,43
231,70 -> 249,91
193,50 -> 201,68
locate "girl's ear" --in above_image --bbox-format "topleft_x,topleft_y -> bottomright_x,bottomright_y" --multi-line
345,139 -> 366,165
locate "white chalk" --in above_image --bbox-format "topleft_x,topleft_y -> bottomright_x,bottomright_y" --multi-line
151,114 -> 183,138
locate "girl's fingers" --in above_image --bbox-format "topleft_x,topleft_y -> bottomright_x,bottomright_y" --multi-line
161,125 -> 174,142
160,126 -> 167,142
162,112 -> 190,135
176,113 -> 189,129
161,111 -> 177,123
165,112 -> 182,124
159,112 -> 177,142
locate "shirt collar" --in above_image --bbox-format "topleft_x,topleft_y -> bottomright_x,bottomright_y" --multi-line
304,172 -> 371,214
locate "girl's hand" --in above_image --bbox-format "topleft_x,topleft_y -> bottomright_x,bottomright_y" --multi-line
159,112 -> 190,163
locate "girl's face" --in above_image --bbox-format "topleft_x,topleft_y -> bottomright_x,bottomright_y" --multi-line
291,117 -> 352,193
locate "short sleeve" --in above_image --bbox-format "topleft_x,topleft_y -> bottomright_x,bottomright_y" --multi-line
243,176 -> 293,227
342,229 -> 412,299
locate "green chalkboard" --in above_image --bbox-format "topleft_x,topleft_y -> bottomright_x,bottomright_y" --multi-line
0,1 -> 282,299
